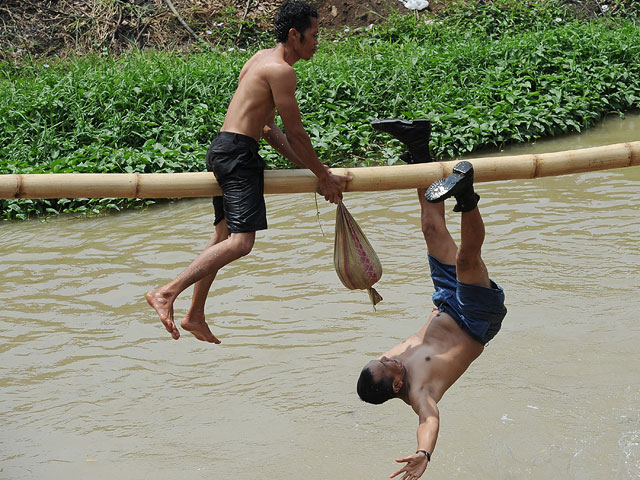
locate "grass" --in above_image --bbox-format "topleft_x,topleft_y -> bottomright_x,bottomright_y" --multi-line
1,0 -> 640,219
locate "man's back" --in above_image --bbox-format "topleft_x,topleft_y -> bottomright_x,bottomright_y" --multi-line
221,48 -> 293,141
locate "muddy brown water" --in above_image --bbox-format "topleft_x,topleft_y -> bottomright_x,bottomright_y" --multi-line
1,114 -> 639,479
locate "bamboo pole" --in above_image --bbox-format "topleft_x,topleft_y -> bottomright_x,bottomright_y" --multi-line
1,141 -> 639,200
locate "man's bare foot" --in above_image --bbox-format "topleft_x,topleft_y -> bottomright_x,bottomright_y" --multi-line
145,289 -> 180,340
181,313 -> 221,344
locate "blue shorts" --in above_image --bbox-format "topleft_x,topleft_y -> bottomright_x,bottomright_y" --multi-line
206,131 -> 267,233
428,255 -> 507,345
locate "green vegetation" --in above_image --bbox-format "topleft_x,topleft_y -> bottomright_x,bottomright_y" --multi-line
2,0 -> 639,219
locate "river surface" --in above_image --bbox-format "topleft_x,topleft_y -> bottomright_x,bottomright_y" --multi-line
1,114 -> 639,480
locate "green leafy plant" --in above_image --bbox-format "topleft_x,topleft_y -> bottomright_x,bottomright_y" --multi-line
2,2 -> 639,219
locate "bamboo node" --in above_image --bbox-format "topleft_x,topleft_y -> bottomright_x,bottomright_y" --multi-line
532,155 -> 542,178
16,174 -> 24,199
623,142 -> 634,167
134,173 -> 141,198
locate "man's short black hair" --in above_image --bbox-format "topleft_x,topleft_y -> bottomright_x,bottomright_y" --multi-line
357,366 -> 395,405
274,1 -> 318,43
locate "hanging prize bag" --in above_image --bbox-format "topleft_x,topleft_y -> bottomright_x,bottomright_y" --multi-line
333,200 -> 383,309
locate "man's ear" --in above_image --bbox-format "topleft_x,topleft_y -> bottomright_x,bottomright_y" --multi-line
393,378 -> 403,393
288,27 -> 300,43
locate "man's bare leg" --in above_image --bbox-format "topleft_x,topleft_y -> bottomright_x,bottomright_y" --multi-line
424,160 -> 490,287
179,221 -> 229,343
145,230 -> 255,341
456,207 -> 490,288
418,188 -> 457,265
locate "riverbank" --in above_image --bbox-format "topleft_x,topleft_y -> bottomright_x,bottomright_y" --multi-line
4,0 -> 638,61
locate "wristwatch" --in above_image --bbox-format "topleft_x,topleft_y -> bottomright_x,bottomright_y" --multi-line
416,450 -> 431,462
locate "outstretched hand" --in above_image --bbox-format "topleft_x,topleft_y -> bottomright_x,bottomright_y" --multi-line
390,452 -> 429,480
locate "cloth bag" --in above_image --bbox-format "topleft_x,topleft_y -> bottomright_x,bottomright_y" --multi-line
333,201 -> 383,308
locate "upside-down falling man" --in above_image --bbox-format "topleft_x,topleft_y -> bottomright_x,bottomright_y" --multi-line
357,120 -> 508,479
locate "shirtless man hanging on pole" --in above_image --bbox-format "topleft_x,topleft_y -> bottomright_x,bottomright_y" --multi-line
357,124 -> 507,478
146,1 -> 350,343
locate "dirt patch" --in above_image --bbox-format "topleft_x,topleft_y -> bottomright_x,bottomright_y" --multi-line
0,0 -> 424,60
318,0 -> 408,30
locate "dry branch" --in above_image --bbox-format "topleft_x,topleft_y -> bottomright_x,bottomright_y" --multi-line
162,0 -> 206,45
236,0 -> 253,43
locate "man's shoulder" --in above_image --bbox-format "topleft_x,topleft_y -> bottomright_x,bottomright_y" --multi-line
239,50 -> 295,89
407,383 -> 440,416
249,48 -> 292,69
263,61 -> 297,91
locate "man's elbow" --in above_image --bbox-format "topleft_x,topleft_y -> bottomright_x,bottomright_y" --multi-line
421,414 -> 440,430
262,124 -> 273,138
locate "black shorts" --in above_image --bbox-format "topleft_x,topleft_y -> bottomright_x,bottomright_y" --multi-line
205,131 -> 267,233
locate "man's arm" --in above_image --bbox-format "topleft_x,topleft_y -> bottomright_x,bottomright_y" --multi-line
390,398 -> 439,479
262,119 -> 305,168
267,65 -> 349,204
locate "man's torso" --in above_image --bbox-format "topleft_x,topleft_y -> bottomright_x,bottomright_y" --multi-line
221,48 -> 292,141
387,308 -> 484,404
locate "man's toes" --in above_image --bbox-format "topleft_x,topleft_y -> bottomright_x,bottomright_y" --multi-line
206,333 -> 221,344
169,326 -> 180,339
189,329 -> 207,341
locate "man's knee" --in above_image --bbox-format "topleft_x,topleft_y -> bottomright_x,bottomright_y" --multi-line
229,234 -> 255,257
